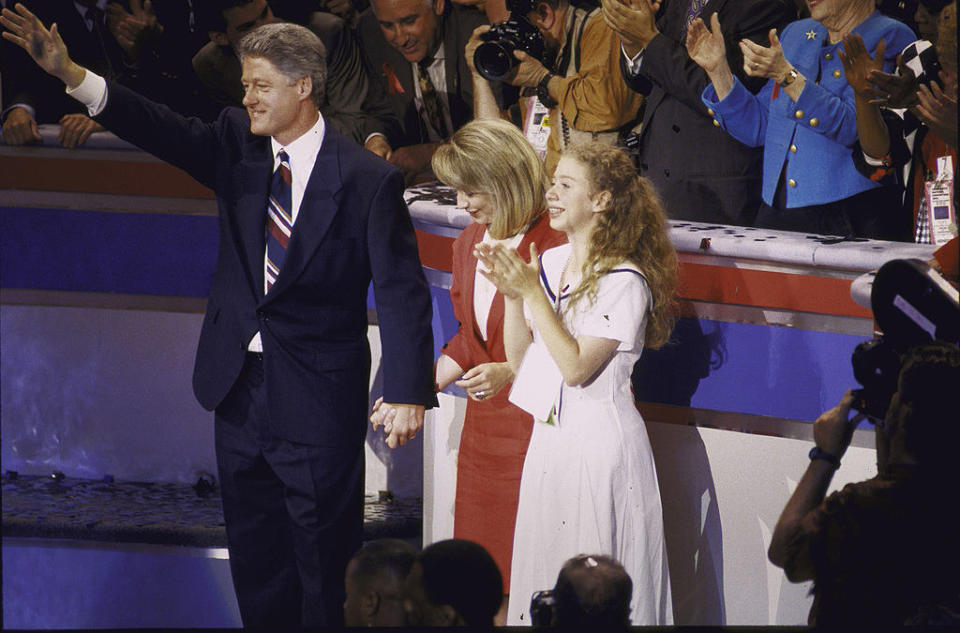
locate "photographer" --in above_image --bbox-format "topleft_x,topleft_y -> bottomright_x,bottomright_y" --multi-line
465,0 -> 643,174
768,343 -> 960,626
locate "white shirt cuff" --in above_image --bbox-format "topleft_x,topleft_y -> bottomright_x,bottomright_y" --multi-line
862,152 -> 885,166
66,69 -> 108,117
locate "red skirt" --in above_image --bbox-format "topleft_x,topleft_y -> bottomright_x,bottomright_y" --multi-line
453,392 -> 533,593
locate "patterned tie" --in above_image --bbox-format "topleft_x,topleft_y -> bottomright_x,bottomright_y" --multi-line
265,150 -> 292,292
682,0 -> 710,41
417,60 -> 449,140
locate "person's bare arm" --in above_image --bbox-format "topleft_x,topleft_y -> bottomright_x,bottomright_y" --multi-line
768,391 -> 864,579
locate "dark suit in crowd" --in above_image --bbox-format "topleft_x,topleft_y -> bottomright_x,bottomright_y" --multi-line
192,10 -> 400,141
357,2 -> 484,148
621,0 -> 796,226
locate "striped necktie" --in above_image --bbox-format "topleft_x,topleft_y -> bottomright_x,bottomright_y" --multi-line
265,150 -> 292,292
417,60 -> 449,140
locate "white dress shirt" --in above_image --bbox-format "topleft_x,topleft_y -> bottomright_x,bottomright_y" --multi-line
66,69 -> 327,352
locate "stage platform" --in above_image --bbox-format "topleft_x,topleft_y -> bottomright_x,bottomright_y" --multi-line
2,472 -> 420,628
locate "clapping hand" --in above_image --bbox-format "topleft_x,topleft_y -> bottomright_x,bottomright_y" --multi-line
474,242 -> 541,300
915,68 -> 958,148
601,0 -> 661,56
867,54 -> 919,108
106,0 -> 162,61
685,13 -> 727,76
838,34 -> 885,98
739,29 -> 791,81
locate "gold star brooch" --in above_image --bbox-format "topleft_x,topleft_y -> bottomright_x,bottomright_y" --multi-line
805,30 -> 817,40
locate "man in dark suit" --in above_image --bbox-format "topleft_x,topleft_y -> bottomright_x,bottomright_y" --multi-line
192,0 -> 400,149
357,0 -> 486,181
1,5 -> 436,627
602,0 -> 795,226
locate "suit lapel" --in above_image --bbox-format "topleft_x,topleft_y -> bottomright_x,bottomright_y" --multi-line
237,137 -> 273,300
263,125 -> 345,300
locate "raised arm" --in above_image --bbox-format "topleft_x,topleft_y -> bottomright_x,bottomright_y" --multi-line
768,391 -> 863,579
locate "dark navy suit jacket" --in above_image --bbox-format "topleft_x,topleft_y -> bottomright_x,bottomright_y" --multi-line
95,81 -> 437,446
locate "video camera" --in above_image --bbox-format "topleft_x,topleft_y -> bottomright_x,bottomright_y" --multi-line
851,259 -> 959,421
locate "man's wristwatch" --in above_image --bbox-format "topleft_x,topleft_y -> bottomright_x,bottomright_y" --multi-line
779,67 -> 799,87
809,446 -> 841,469
536,72 -> 558,109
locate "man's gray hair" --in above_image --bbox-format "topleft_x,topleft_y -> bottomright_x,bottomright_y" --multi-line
235,22 -> 327,107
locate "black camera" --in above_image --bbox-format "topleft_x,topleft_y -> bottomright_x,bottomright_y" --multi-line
473,0 -> 546,81
529,589 -> 556,627
851,259 -> 959,421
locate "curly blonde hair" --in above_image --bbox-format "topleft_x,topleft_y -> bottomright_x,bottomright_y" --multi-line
431,119 -> 549,239
562,144 -> 678,349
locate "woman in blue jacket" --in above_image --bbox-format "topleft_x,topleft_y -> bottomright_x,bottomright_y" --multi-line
686,0 -> 915,239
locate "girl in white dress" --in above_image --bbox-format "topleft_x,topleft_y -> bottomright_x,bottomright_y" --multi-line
476,143 -> 677,626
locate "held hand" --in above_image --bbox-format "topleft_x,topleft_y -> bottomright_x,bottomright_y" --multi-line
686,13 -> 728,76
475,242 -> 542,300
812,390 -> 864,459
1,3 -> 82,86
601,0 -> 658,55
508,50 -> 549,88
58,113 -> 104,148
382,403 -> 425,449
466,25 -> 491,76
369,396 -> 394,431
837,34 -> 884,98
868,54 -> 919,108
739,28 -> 791,81
1,106 -> 41,145
915,75 -> 958,148
456,362 -> 514,401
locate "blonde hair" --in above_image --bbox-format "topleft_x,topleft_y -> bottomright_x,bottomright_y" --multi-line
562,143 -> 678,349
431,119 -> 549,239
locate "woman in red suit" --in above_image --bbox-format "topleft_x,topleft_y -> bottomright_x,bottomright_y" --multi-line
431,119 -> 565,607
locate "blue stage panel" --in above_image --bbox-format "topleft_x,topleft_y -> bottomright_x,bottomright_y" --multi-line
634,318 -> 868,423
1,206 -> 218,297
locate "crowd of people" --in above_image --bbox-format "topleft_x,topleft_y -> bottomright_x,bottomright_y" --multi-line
2,0 -> 958,628
2,0 -> 955,240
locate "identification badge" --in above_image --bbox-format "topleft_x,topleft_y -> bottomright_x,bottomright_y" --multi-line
522,96 -> 551,159
925,155 -> 956,246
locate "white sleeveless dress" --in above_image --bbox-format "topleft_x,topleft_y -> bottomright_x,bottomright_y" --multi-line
507,243 -> 673,626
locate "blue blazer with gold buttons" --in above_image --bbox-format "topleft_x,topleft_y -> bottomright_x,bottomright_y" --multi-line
701,12 -> 915,208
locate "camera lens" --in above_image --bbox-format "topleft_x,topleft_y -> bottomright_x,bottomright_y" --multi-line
475,40 -> 516,81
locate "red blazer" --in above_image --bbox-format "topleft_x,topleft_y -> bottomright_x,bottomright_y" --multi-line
442,213 -> 566,406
